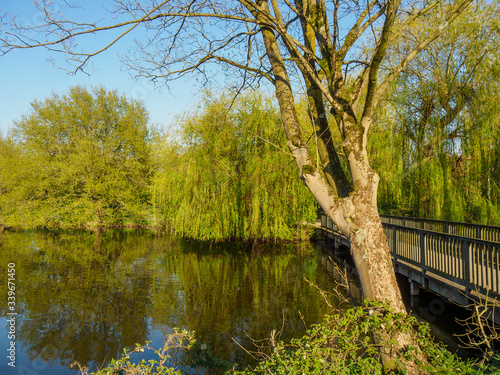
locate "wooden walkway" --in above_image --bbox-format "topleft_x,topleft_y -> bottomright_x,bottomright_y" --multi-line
318,213 -> 500,309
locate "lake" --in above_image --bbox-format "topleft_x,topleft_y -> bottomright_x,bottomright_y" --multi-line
0,229 -> 343,374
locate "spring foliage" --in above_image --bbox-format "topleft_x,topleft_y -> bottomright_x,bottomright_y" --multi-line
0,86 -> 154,227
0,87 -> 317,238
369,2 -> 500,225
153,91 -> 317,241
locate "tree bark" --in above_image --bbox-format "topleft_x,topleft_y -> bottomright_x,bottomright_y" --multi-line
305,78 -> 354,198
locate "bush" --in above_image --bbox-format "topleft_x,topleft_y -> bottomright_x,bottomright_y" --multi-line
71,329 -> 232,375
234,301 -> 489,374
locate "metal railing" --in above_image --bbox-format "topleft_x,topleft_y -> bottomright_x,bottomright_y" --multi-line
319,213 -> 340,235
380,215 -> 500,243
384,223 -> 500,300
319,212 -> 500,300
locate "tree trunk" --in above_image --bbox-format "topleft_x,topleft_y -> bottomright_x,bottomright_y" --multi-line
255,0 -> 403,309
255,2 -> 423,371
349,194 -> 405,312
341,116 -> 407,311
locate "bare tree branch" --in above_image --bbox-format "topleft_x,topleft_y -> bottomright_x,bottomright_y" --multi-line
373,0 -> 474,110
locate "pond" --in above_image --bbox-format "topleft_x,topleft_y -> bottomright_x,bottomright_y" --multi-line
0,229 -> 342,374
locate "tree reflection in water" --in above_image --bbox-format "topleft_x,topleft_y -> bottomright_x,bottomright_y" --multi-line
0,230 -> 340,373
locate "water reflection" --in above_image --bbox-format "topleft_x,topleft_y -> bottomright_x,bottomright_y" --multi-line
0,230 -> 337,374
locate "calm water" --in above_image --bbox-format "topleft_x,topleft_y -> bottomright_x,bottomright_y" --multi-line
0,229 -> 340,374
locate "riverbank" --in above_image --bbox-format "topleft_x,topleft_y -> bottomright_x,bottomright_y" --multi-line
72,302 -> 500,375
0,220 -> 317,242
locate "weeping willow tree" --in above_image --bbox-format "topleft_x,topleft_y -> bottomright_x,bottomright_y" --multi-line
369,1 -> 500,224
153,91 -> 317,241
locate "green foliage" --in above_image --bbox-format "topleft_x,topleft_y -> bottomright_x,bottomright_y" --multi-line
0,86 -> 155,228
370,2 -> 500,224
153,91 -> 317,241
72,329 -> 232,375
235,301 -> 499,375
0,86 -> 316,238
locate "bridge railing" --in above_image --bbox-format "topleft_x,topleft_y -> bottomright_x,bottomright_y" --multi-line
320,213 -> 337,234
380,214 -> 500,243
384,223 -> 500,300
318,211 -> 500,300
320,212 -> 345,240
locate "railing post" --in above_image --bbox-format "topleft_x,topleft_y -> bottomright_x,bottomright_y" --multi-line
321,213 -> 328,243
392,226 -> 397,267
476,226 -> 482,240
420,231 -> 426,284
445,222 -> 449,234
462,240 -> 471,296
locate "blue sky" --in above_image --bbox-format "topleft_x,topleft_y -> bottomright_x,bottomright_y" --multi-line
0,1 -> 202,136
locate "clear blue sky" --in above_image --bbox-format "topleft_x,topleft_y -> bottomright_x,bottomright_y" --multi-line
0,1 -> 202,136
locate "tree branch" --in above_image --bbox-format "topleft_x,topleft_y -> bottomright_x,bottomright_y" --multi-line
372,0 -> 474,111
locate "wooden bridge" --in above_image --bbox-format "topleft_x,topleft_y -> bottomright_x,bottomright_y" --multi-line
317,212 -> 500,317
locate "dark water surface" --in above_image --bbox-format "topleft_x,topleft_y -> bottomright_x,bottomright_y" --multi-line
0,229 -> 340,374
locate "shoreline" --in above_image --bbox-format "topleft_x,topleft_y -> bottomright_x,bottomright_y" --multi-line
0,222 -> 316,243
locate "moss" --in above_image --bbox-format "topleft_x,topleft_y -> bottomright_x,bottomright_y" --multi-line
289,135 -> 302,148
302,164 -> 316,175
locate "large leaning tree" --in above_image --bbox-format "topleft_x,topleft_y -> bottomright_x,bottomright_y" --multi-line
1,0 -> 471,311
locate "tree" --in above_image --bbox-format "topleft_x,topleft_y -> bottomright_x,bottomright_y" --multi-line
154,91 -> 317,241
0,0 -> 474,366
0,86 -> 154,227
369,1 -> 500,223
